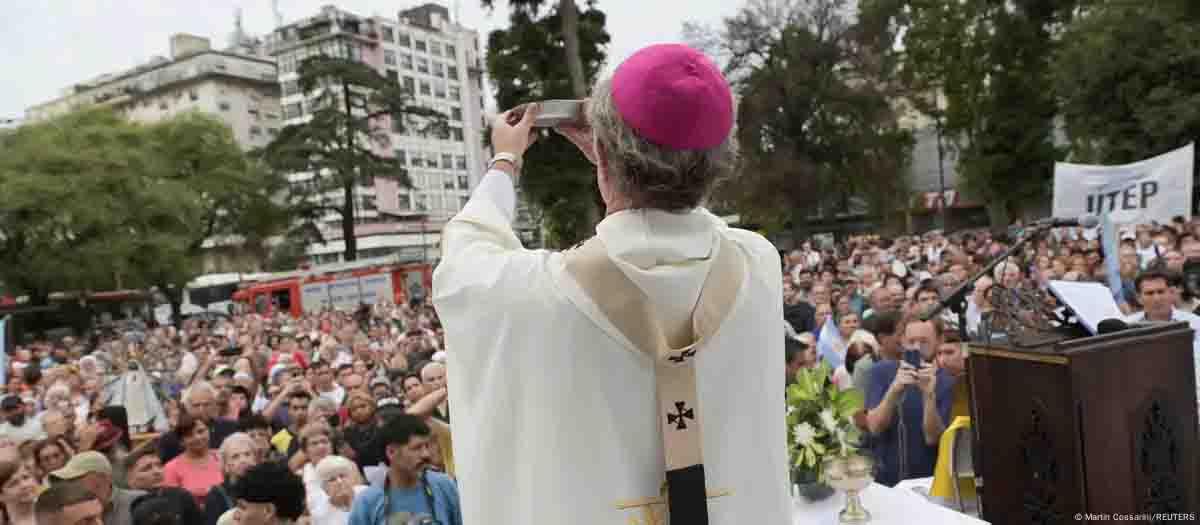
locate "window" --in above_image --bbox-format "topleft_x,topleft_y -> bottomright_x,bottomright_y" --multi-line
249,126 -> 262,136
430,41 -> 441,56
449,86 -> 460,100
218,101 -> 231,111
282,80 -> 300,96
451,107 -> 462,121
447,65 -> 458,81
415,39 -> 427,52
397,192 -> 412,210
284,102 -> 302,119
416,57 -> 428,74
441,154 -> 453,169
403,77 -> 415,94
419,81 -> 431,96
384,50 -> 397,66
458,175 -> 469,189
433,62 -> 444,78
451,128 -> 464,142
387,70 -> 399,83
382,27 -> 395,42
395,150 -> 407,165
267,128 -> 279,137
456,155 -> 467,170
401,54 -> 413,70
460,195 -> 469,210
445,44 -> 456,57
444,176 -> 455,190
434,81 -> 446,98
188,90 -> 199,101
398,33 -> 411,47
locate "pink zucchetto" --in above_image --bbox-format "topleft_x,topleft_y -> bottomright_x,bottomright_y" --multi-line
610,43 -> 734,151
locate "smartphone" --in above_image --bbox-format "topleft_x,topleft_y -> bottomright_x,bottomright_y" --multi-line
903,349 -> 923,368
507,99 -> 585,127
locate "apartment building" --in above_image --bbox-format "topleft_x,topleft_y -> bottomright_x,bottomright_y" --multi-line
264,3 -> 489,263
25,34 -> 281,151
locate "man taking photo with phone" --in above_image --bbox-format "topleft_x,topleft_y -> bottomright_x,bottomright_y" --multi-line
864,311 -> 956,486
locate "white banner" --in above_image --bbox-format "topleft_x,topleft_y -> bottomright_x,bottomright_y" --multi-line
300,282 -> 330,313
1053,143 -> 1194,225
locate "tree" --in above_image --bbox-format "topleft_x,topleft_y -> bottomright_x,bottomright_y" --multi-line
1053,1 -> 1200,166
262,55 -> 445,261
134,112 -> 288,324
868,0 -> 1076,226
486,5 -> 611,247
704,0 -> 914,239
482,0 -> 589,98
0,109 -> 169,306
0,108 -> 285,327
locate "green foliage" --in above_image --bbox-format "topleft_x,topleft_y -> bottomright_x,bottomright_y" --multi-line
708,0 -> 914,238
786,361 -> 864,474
486,4 -> 610,247
1053,1 -> 1200,165
869,0 -> 1075,225
0,108 -> 278,318
261,55 -> 445,260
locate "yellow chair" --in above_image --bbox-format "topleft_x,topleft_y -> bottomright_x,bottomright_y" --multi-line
931,416 -> 978,514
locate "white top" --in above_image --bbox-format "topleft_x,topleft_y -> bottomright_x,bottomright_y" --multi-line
318,384 -> 346,406
310,485 -> 367,525
433,170 -> 791,525
0,418 -> 44,442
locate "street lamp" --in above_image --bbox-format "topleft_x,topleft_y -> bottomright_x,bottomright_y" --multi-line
933,89 -> 948,230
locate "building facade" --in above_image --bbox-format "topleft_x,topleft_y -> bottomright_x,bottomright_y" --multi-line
264,3 -> 488,264
26,34 -> 281,152
25,34 -> 282,274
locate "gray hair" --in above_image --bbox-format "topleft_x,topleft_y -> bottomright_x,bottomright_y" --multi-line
218,432 -> 256,467
309,397 -> 337,415
587,78 -> 737,211
315,455 -> 363,485
182,381 -> 217,405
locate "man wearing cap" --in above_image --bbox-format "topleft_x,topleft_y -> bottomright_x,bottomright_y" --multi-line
434,44 -> 789,524
0,394 -> 44,442
50,451 -> 146,525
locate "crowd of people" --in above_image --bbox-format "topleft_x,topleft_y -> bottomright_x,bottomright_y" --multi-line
780,217 -> 1200,487
1,216 -> 1198,523
0,301 -> 462,525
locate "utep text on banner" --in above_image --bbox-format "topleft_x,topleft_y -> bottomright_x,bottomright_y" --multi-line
1052,143 -> 1194,225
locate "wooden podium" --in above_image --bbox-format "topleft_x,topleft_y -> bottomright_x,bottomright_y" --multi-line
968,322 -> 1199,523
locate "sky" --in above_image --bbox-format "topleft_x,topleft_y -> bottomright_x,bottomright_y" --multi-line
1,0 -> 740,120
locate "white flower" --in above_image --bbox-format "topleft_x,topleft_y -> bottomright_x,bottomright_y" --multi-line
793,422 -> 817,447
786,404 -> 795,416
819,408 -> 838,432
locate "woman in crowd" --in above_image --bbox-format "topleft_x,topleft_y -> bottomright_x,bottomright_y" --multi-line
0,461 -> 39,525
340,391 -> 381,470
94,406 -> 133,487
400,374 -> 425,409
204,433 -> 258,525
310,455 -> 366,525
296,422 -> 336,514
31,438 -> 70,486
162,413 -> 223,508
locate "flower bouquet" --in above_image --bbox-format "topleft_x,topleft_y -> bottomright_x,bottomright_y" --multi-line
787,361 -> 865,502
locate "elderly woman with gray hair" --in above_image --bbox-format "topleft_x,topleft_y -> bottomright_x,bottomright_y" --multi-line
434,44 -> 790,524
203,432 -> 258,525
309,455 -> 366,525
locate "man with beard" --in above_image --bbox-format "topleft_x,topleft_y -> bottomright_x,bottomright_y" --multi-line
348,415 -> 461,525
0,395 -> 44,442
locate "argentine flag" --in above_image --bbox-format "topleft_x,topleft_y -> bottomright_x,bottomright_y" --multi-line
816,317 -> 846,370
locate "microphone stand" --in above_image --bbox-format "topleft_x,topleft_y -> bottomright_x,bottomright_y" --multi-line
923,224 -> 1054,340
920,223 -> 1054,519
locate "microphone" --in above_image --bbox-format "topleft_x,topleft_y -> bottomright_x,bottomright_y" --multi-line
1097,318 -> 1129,335
1027,215 -> 1100,229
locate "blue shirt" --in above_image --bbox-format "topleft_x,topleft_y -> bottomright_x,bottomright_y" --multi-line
348,471 -> 462,525
865,359 -> 956,486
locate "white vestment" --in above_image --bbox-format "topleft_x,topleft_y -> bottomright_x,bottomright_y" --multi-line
433,170 -> 791,525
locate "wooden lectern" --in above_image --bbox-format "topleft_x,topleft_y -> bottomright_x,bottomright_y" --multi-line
968,322 -> 1198,524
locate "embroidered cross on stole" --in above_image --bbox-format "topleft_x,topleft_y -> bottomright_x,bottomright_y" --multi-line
564,235 -> 745,525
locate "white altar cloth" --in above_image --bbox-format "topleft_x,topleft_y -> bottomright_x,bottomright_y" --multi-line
793,482 -> 990,525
